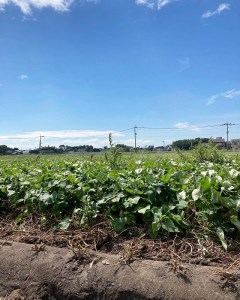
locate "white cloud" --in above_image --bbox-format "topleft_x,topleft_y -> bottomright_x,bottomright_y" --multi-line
135,0 -> 177,10
222,89 -> 240,99
135,0 -> 155,9
157,0 -> 174,10
207,89 -> 240,105
174,122 -> 201,132
0,0 -> 74,15
202,3 -> 230,18
0,130 -> 158,149
0,130 -> 125,148
0,129 -> 123,140
0,0 -> 179,14
116,138 -> 152,147
18,74 -> 28,80
178,57 -> 190,72
174,122 -> 189,129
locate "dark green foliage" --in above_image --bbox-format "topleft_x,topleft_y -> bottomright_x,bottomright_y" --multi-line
191,141 -> 225,163
172,138 -> 209,150
104,133 -> 122,169
0,152 -> 240,248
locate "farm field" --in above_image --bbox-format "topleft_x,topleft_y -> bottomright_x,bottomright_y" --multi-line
1,149 -> 240,298
1,149 -> 240,251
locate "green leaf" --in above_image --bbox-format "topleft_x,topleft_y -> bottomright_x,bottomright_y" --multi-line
96,172 -> 107,183
123,212 -> 136,225
171,214 -> 189,230
15,213 -> 24,224
135,168 -> 143,174
125,188 -> 134,194
236,199 -> 240,211
15,209 -> 28,224
148,222 -> 160,239
124,196 -> 140,208
192,188 -> 200,201
216,227 -> 227,250
97,199 -> 107,205
111,218 -> 125,233
39,193 -> 52,203
161,217 -> 180,233
230,215 -> 240,231
58,217 -> 71,230
220,197 -> 235,209
138,205 -> 151,214
8,190 -> 15,196
176,200 -> 188,210
177,191 -> 186,200
111,195 -> 122,203
200,177 -> 211,191
160,174 -> 171,183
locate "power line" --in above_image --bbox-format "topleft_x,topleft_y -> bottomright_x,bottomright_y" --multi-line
0,137 -> 29,140
0,123 -> 239,149
137,124 -> 222,130
118,127 -> 134,132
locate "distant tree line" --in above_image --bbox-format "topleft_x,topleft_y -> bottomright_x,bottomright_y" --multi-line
30,145 -> 104,154
0,145 -> 19,155
0,144 -> 134,155
1,138 -> 213,155
172,138 -> 210,150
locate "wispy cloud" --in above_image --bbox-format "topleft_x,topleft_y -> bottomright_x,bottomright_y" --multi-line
178,57 -> 190,72
135,0 -> 155,9
174,122 -> 201,131
207,89 -> 240,105
0,130 -> 125,149
0,130 -> 123,140
0,0 -> 74,15
0,129 -> 160,148
202,3 -> 230,18
18,74 -> 28,80
157,0 -> 175,10
135,0 -> 177,10
0,0 -> 179,14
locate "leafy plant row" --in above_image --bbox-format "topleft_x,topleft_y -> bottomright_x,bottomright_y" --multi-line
0,155 -> 240,248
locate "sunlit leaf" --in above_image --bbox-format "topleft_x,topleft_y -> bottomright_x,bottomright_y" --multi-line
216,227 -> 227,250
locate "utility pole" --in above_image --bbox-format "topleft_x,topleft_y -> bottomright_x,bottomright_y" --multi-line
134,126 -> 137,151
221,122 -> 235,149
39,135 -> 44,153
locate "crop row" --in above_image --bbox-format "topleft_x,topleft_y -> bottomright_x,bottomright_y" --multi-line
0,155 -> 240,248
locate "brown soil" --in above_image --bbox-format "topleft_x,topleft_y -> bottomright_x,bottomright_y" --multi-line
0,239 -> 240,300
1,217 -> 240,299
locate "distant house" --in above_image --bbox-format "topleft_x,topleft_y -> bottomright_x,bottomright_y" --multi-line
41,150 -> 55,154
66,151 -> 75,154
6,150 -> 13,155
5,149 -> 22,155
212,137 -> 226,149
231,139 -> 240,151
154,146 -> 163,152
76,149 -> 87,154
154,146 -> 172,152
12,150 -> 23,155
22,150 -> 30,155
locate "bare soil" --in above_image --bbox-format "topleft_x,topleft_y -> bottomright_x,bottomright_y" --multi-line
1,217 -> 240,299
1,239 -> 240,300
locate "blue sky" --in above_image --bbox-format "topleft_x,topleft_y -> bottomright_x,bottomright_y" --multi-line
0,0 -> 239,149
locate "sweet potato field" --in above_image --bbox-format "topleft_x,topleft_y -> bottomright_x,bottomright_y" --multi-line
1,150 -> 240,250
